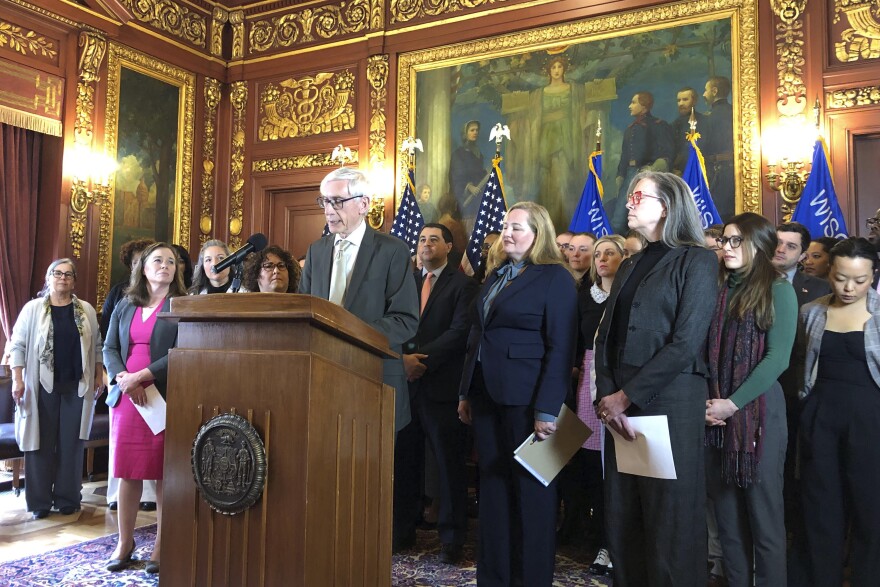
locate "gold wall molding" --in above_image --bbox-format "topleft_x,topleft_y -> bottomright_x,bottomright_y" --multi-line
257,70 -> 355,141
834,0 -> 880,62
0,19 -> 58,60
230,10 -> 246,59
390,0 -> 509,25
120,0 -> 208,48
252,150 -> 359,173
397,0 -> 760,214
366,54 -> 388,167
211,7 -> 228,58
248,0 -> 371,54
100,42 -> 195,304
3,0 -> 78,27
70,32 -> 107,259
370,0 -> 385,28
770,0 -> 807,118
827,84 -> 880,108
200,77 -> 222,243
229,80 -> 248,249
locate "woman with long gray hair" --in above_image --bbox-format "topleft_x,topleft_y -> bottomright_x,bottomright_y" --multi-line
593,171 -> 719,587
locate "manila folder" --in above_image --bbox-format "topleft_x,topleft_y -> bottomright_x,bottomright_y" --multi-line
513,404 -> 592,487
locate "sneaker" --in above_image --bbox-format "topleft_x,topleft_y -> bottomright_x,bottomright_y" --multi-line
589,548 -> 612,575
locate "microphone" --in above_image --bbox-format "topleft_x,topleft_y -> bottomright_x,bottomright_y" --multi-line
212,233 -> 268,274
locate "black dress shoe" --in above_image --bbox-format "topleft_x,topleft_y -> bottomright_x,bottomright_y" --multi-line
139,501 -> 157,512
59,506 -> 80,515
145,560 -> 160,574
439,543 -> 463,564
32,509 -> 50,520
392,531 -> 416,554
108,501 -> 118,511
105,540 -> 136,572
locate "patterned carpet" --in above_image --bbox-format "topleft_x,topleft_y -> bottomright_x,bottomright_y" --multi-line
0,523 -> 613,586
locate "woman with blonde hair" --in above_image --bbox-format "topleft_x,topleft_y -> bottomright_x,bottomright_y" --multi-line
189,239 -> 234,294
458,201 -> 578,586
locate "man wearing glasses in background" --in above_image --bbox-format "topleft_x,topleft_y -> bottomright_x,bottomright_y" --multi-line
555,231 -> 574,264
299,167 -> 419,437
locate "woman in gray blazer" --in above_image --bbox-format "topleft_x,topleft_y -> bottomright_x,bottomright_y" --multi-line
103,242 -> 183,574
594,171 -> 719,587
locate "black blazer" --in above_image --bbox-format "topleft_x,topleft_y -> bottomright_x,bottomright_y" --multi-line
102,298 -> 178,397
299,225 -> 419,431
404,266 -> 478,403
459,263 -> 577,416
792,270 -> 831,310
595,245 -> 719,408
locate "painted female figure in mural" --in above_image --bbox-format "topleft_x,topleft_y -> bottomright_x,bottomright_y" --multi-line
504,55 -> 588,230
448,120 -> 488,236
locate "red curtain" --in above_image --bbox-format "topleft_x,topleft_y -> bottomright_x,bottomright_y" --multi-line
0,123 -> 42,343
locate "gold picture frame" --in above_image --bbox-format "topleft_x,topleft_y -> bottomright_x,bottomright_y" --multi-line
397,0 -> 759,232
99,42 -> 195,305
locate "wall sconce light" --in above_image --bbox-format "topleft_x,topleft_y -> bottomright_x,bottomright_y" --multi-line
66,142 -> 117,257
763,121 -> 816,221
367,162 -> 393,230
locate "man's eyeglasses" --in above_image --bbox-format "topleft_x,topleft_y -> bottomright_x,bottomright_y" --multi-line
627,191 -> 662,206
866,217 -> 880,229
715,236 -> 744,249
261,262 -> 288,272
316,195 -> 361,210
51,270 -> 74,279
556,243 -> 571,251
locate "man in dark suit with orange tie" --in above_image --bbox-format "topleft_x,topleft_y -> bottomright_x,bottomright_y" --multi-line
393,223 -> 478,561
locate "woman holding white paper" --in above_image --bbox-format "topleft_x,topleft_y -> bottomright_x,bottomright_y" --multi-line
103,242 -> 184,574
593,171 -> 718,587
458,202 -> 577,586
704,213 -> 796,587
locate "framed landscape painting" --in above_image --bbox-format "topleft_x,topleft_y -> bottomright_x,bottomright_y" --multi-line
99,43 -> 194,303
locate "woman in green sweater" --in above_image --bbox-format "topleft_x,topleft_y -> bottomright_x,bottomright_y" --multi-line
704,212 -> 797,587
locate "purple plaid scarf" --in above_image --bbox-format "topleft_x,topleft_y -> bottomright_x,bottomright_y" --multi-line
705,284 -> 767,488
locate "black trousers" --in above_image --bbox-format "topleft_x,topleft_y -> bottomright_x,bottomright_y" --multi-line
470,369 -> 556,587
393,388 -> 468,546
604,369 -> 708,587
800,380 -> 880,587
25,383 -> 84,512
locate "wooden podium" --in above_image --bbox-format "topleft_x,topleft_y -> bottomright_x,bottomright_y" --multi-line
159,294 -> 396,586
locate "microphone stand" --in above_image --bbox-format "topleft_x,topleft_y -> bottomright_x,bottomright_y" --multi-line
229,262 -> 243,293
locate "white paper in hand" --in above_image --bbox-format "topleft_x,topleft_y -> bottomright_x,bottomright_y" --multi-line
133,384 -> 166,435
607,415 -> 676,479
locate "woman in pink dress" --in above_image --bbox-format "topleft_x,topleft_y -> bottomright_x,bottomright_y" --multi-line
103,242 -> 185,574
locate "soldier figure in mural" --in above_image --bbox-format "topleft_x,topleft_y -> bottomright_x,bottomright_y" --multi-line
671,87 -> 706,175
700,76 -> 734,221
607,91 -> 674,233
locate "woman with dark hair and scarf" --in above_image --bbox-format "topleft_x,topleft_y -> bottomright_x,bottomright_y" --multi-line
448,120 -> 487,236
704,212 -> 797,587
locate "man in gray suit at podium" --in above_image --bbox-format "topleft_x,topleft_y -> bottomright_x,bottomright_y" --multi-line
299,167 -> 420,432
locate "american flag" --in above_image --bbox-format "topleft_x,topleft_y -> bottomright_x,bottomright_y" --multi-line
462,157 -> 508,275
390,164 -> 424,254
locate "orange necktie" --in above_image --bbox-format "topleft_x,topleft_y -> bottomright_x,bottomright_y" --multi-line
420,272 -> 433,315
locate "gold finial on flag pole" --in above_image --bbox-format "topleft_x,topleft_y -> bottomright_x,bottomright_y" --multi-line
595,120 -> 602,151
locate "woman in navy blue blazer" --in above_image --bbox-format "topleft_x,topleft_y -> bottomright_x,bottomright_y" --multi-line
458,201 -> 578,586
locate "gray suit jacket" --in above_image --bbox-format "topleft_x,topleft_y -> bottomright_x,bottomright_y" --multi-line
103,297 -> 178,397
299,225 -> 420,431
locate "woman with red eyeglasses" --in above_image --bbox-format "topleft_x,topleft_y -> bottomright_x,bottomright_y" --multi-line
593,171 -> 718,587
